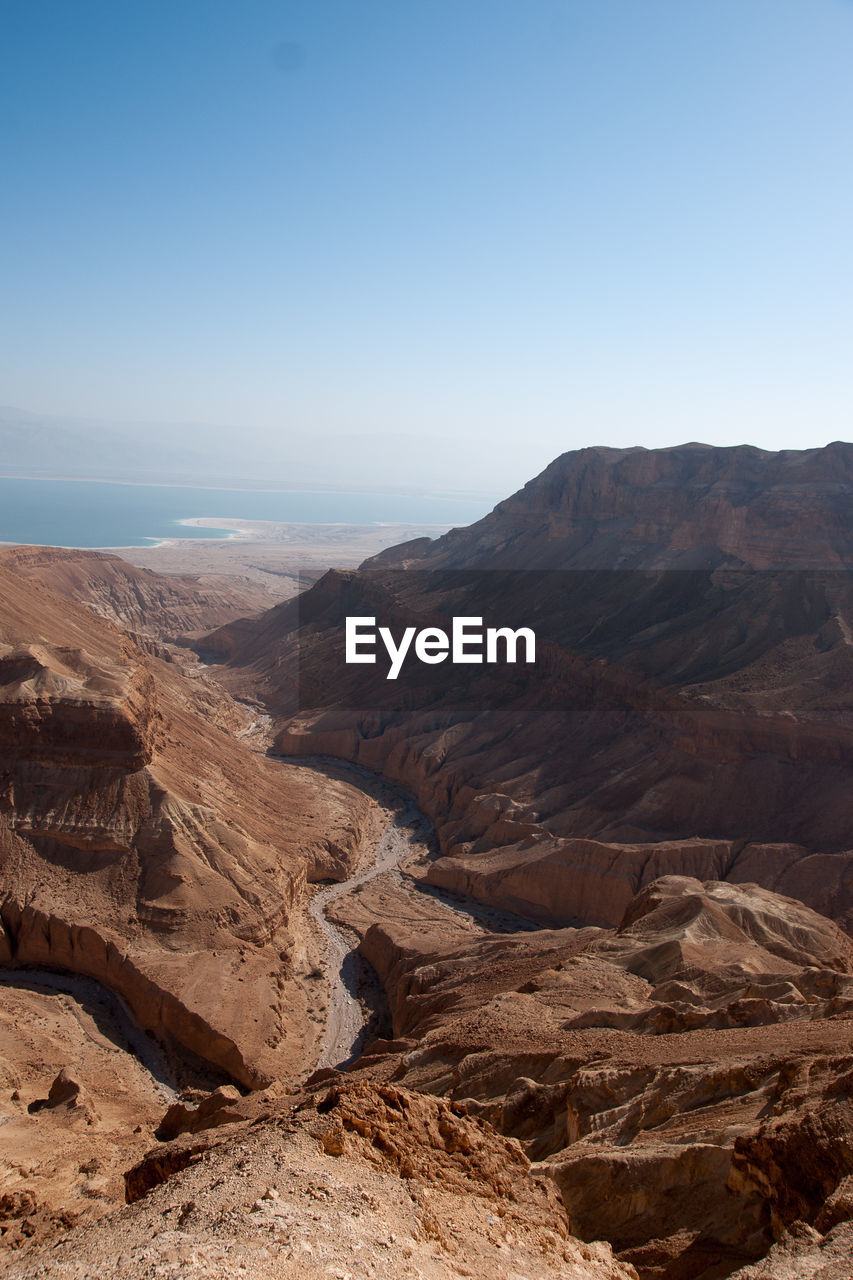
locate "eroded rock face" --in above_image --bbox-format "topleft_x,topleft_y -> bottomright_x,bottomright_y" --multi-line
189,442 -> 853,1277
0,546 -> 277,641
0,554 -> 373,1089
6,446 -> 853,1279
13,1081 -> 637,1280
303,1080 -> 544,1204
270,626 -> 853,932
729,1057 -> 853,1235
324,873 -> 853,1277
729,1220 -> 853,1280
365,442 -> 853,571
202,444 -> 853,937
0,645 -> 156,769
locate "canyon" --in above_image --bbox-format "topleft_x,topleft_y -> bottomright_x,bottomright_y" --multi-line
1,442 -> 853,1279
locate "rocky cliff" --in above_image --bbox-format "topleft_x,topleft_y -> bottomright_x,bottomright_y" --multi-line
198,444 -> 853,933
5,443 -> 853,1279
329,870 -> 853,1277
4,1079 -> 637,1280
209,556 -> 853,931
366,441 -> 853,570
0,553 -> 373,1089
0,545 -> 276,641
188,440 -> 853,1276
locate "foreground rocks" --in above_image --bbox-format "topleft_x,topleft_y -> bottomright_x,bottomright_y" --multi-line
5,1082 -> 636,1280
325,873 -> 853,1277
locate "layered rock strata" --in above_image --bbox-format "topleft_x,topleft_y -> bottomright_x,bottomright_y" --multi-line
0,554 -> 372,1089
331,873 -> 853,1277
0,546 -> 278,641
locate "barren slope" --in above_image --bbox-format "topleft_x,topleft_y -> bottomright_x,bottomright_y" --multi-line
0,545 -> 278,641
366,442 -> 853,571
330,872 -> 853,1278
3,1080 -> 635,1280
0,555 -> 374,1093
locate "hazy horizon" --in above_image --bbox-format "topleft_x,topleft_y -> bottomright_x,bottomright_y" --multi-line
3,1 -> 852,493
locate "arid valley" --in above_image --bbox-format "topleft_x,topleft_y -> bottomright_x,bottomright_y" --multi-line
0,443 -> 852,1279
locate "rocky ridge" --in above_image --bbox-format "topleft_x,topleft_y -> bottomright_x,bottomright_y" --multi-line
328,871 -> 853,1276
5,1080 -> 636,1280
365,442 -> 853,571
190,441 -> 853,1275
0,551 -> 374,1093
203,445 -> 853,933
4,442 -> 853,1278
0,545 -> 279,642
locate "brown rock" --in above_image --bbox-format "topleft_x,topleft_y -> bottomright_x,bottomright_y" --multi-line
155,1085 -> 246,1140
1,545 -> 278,642
0,550 -> 374,1088
364,441 -> 853,572
46,1068 -> 82,1109
323,873 -> 853,1275
208,444 -> 853,936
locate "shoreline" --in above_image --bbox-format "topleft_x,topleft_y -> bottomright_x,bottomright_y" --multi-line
0,519 -> 446,601
105,519 -> 446,595
0,517 -> 453,554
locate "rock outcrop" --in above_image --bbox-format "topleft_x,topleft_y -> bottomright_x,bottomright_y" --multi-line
0,546 -> 277,641
7,1081 -> 637,1279
327,873 -> 853,1278
0,553 -> 373,1089
365,441 -> 853,571
155,1085 -> 246,1140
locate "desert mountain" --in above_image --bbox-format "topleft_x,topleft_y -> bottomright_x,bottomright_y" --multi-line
366,441 -> 853,570
174,440 -> 853,1276
207,443 -> 853,933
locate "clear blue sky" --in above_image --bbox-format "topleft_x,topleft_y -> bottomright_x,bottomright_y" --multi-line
2,0 -> 852,490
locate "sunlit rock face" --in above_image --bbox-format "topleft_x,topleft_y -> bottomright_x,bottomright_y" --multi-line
365,441 -> 853,571
0,549 -> 373,1089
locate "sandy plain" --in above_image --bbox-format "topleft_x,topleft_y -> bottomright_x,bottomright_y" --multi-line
109,518 -> 449,602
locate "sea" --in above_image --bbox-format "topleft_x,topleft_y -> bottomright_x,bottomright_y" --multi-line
0,476 -> 494,549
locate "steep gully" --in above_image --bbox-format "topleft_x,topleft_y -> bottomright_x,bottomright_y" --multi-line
213,701 -> 449,1071
0,968 -> 178,1101
307,786 -> 427,1069
265,750 -> 529,1072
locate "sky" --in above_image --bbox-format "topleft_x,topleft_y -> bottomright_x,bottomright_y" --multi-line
2,0 -> 852,493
